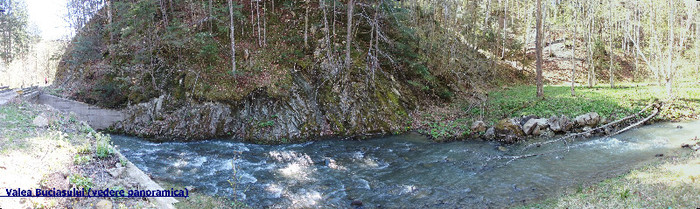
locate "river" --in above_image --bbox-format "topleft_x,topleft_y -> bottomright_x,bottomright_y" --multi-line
112,120 -> 700,208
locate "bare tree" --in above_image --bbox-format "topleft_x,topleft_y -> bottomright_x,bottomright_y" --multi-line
608,0 -> 614,88
159,0 -> 169,26
535,0 -> 543,98
321,0 -> 331,59
345,0 -> 354,71
228,0 -> 236,74
665,0 -> 674,97
570,0 -> 578,96
304,0 -> 309,47
256,0 -> 261,47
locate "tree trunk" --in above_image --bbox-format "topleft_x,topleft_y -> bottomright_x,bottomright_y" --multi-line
250,0 -> 254,36
571,5 -> 577,96
333,0 -> 337,39
304,0 -> 309,47
502,0 -> 508,58
256,0 -> 261,47
633,0 -> 638,82
321,0 -> 331,59
588,12 -> 596,87
209,0 -> 213,32
346,0 -> 354,71
666,0 -> 674,97
107,0 -> 113,43
696,7 -> 699,83
228,0 -> 237,74
160,0 -> 169,26
523,5 -> 531,54
535,0 -> 543,98
609,0 -> 614,88
263,0 -> 267,45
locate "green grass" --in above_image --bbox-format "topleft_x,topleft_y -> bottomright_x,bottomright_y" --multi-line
415,83 -> 700,141
0,103 -> 39,153
480,83 -> 700,124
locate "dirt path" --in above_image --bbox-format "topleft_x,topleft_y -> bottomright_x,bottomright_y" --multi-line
0,102 -> 171,208
0,89 -> 18,106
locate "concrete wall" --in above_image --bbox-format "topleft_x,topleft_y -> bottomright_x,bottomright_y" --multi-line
36,94 -> 124,130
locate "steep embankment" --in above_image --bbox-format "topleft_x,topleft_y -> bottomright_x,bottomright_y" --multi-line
54,1 -> 520,142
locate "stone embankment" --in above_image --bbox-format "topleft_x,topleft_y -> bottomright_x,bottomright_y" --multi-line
471,112 -> 603,143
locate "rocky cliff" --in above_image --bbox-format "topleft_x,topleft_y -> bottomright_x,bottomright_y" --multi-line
114,71 -> 415,142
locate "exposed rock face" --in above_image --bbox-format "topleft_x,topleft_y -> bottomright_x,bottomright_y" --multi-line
522,118 -> 548,135
494,119 -> 525,143
115,73 -> 414,142
575,112 -> 601,127
470,121 -> 487,133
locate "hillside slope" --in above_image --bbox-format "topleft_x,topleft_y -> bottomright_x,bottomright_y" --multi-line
54,0 -> 521,142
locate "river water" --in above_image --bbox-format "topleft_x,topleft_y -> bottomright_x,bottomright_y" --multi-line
112,120 -> 700,208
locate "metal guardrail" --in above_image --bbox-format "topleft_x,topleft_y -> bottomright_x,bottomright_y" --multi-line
0,86 -> 11,94
18,86 -> 38,96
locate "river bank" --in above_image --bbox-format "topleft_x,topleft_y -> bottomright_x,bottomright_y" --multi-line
0,101 -> 172,208
412,83 -> 700,142
518,141 -> 700,208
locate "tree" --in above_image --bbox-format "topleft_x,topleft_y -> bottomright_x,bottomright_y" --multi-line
345,0 -> 354,72
228,0 -> 236,74
608,0 -> 614,88
535,0 -> 543,98
0,0 -> 30,64
304,0 -> 309,47
570,0 -> 578,96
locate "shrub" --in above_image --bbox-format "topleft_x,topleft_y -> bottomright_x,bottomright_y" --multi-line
68,174 -> 93,190
73,154 -> 91,165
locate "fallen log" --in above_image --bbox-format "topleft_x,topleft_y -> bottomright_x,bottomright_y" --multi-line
480,101 -> 664,167
522,101 -> 662,151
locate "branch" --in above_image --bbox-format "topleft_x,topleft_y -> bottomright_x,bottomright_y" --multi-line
610,103 -> 661,136
523,101 -> 658,151
625,29 -> 658,73
502,102 -> 662,164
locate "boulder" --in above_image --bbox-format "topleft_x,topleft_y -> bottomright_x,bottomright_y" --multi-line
494,119 -> 525,143
522,118 -> 548,135
32,115 -> 49,127
519,115 -> 538,126
484,127 -> 495,139
575,112 -> 600,127
470,121 -> 487,133
547,115 -> 573,133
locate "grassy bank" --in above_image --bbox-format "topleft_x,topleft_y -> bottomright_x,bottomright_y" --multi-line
0,102 -> 154,208
413,83 -> 700,140
516,148 -> 700,208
